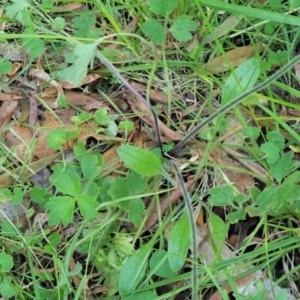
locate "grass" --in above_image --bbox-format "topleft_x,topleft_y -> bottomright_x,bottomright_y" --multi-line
1,0 -> 300,299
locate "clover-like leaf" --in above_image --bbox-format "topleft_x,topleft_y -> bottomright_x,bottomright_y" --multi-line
260,141 -> 280,164
208,185 -> 234,206
170,15 -> 197,42
143,20 -> 166,44
148,0 -> 178,16
77,194 -> 98,220
46,196 -> 76,226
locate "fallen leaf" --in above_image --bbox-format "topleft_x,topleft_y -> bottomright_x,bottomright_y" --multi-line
205,15 -> 244,44
54,2 -> 82,12
29,68 -> 63,108
0,153 -> 60,187
0,100 -> 18,129
204,44 -> 264,74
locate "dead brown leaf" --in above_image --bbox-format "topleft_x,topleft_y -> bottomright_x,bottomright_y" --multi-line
54,2 -> 82,12
0,153 -> 59,187
130,81 -> 183,104
59,73 -> 102,89
0,100 -> 18,129
204,44 -> 264,74
7,62 -> 22,76
64,90 -> 109,111
29,68 -> 63,108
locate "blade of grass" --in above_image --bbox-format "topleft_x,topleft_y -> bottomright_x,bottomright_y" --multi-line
196,0 -> 300,27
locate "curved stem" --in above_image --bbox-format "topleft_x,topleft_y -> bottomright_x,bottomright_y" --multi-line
171,53 -> 300,156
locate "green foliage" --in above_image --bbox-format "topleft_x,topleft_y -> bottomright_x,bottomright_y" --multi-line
57,43 -> 97,87
51,17 -> 65,31
209,212 -> 227,242
0,276 -> 18,298
150,251 -> 176,278
22,38 -> 45,58
0,60 -> 12,75
222,57 -> 261,106
118,244 -> 150,295
46,129 -> 78,150
108,171 -> 147,226
168,211 -> 191,272
162,141 -> 175,153
5,0 -> 32,23
0,253 -> 13,272
117,145 -> 163,177
143,0 -> 197,44
72,14 -> 102,38
260,130 -> 285,164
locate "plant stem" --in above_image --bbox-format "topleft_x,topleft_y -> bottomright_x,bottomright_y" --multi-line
171,53 -> 300,156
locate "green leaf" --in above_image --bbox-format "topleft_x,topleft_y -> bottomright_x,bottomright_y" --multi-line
127,172 -> 148,194
104,121 -> 118,137
0,253 -> 13,272
125,290 -> 158,300
46,196 -> 76,226
10,187 -> 23,204
119,120 -> 134,130
208,185 -> 234,206
74,142 -> 87,163
270,152 -> 296,182
58,43 -> 97,87
52,17 -> 65,31
242,126 -> 260,139
72,14 -> 102,38
77,194 -> 98,220
0,60 -> 12,75
95,109 -> 110,125
267,130 -> 285,150
142,20 -> 166,44
260,141 -> 280,164
23,39 -> 44,58
226,210 -> 246,224
118,245 -> 150,295
46,130 -> 67,150
0,276 -> 17,298
150,251 -> 176,278
81,154 -> 99,180
108,177 -> 131,208
209,212 -> 227,242
5,0 -> 32,22
168,211 -> 191,272
222,57 -> 261,106
255,187 -> 277,214
277,182 -> 300,205
117,145 -> 162,177
147,0 -> 178,16
170,15 -> 197,42
29,187 -> 49,203
233,193 -> 250,205
52,173 -> 80,196
128,199 -> 145,226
